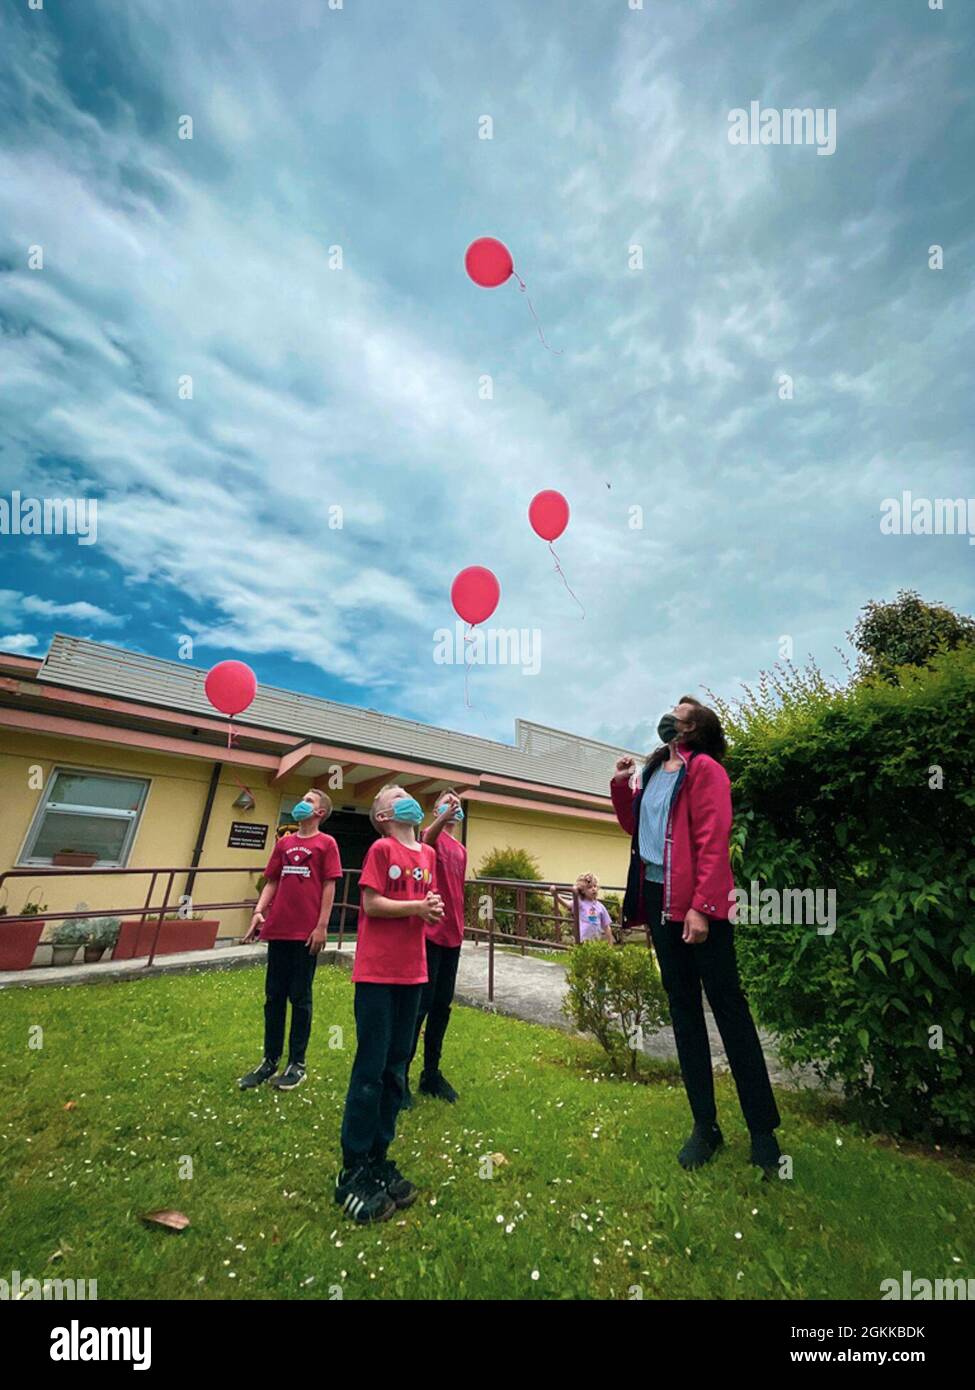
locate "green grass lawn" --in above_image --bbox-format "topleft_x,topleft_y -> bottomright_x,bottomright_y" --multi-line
1,964 -> 972,1301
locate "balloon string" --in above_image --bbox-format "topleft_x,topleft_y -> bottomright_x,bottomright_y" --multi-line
512,271 -> 563,354
227,718 -> 237,749
463,625 -> 475,708
548,542 -> 585,618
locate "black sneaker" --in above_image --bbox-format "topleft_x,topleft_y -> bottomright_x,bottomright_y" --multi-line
334,1165 -> 396,1224
372,1158 -> 418,1210
419,1070 -> 458,1103
678,1122 -> 724,1170
238,1058 -> 278,1090
272,1062 -> 306,1091
750,1130 -> 782,1177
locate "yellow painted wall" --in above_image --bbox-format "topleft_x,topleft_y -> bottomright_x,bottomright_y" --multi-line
0,728 -> 629,942
0,730 -> 349,940
465,801 -> 629,891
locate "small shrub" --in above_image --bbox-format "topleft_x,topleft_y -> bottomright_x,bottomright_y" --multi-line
87,917 -> 121,949
51,919 -> 93,946
562,942 -> 669,1077
474,846 -> 557,941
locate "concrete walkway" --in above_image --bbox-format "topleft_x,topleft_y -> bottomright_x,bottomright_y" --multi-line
452,941 -> 817,1092
0,937 -> 818,1092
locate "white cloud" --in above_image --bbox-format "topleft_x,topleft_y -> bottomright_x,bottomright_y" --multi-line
0,633 -> 39,654
20,596 -> 123,627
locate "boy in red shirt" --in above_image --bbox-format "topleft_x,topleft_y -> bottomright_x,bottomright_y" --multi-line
239,788 -> 342,1092
403,788 -> 467,1107
335,785 -> 443,1224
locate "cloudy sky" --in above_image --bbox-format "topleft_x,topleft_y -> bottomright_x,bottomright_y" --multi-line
1,0 -> 972,751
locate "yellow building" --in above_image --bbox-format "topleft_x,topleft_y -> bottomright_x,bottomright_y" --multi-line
0,635 -> 635,949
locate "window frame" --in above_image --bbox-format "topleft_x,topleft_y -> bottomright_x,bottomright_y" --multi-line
17,764 -> 152,869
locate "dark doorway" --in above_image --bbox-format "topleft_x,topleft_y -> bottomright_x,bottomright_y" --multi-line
327,809 -> 378,931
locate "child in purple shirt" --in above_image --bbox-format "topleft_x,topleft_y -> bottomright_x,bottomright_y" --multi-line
575,873 -> 614,943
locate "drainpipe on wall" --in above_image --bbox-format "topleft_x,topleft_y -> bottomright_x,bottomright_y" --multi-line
184,761 -> 223,904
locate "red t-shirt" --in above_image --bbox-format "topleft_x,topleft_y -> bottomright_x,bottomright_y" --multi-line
425,831 -> 467,949
261,831 -> 343,941
353,837 -> 437,984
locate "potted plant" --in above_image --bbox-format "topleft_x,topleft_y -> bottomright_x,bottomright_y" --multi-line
82,917 -> 121,963
0,897 -> 48,971
52,850 -> 99,868
49,918 -> 91,966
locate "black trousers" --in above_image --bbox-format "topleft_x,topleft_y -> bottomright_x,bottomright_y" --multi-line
340,982 -> 423,1167
409,940 -> 461,1075
645,881 -> 780,1134
263,939 -> 318,1067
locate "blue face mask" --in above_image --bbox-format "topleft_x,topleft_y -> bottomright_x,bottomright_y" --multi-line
292,799 -> 315,822
437,802 -> 464,822
390,796 -> 424,825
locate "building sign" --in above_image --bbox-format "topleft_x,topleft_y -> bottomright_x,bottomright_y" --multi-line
228,821 -> 268,851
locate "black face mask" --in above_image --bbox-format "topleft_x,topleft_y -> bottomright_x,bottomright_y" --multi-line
657,713 -> 680,746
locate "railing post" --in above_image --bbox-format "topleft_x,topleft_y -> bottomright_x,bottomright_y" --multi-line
139,872 -> 158,926
516,886 -> 525,954
487,883 -> 496,1004
572,889 -> 581,944
338,869 -> 350,951
146,872 -> 175,969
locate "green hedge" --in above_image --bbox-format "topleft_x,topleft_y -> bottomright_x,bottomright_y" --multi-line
724,648 -> 975,1139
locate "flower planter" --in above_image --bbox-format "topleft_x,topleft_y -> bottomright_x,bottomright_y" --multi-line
83,946 -> 106,963
52,852 -> 99,868
0,918 -> 45,971
113,919 -> 220,960
50,944 -> 80,967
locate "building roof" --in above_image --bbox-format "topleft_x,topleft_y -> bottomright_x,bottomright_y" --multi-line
30,634 -> 640,799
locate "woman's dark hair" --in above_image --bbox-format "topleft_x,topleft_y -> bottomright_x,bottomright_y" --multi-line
642,695 -> 727,778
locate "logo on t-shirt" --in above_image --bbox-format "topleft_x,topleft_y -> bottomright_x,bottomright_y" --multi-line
385,861 -> 432,892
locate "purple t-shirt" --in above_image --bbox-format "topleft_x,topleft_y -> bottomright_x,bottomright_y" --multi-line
578,898 -> 611,942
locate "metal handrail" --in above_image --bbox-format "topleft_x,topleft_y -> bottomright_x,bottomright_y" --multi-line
0,863 -> 362,968
0,864 -> 631,995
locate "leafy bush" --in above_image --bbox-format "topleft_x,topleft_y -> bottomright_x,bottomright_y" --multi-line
473,845 -> 561,941
850,588 -> 975,684
563,942 -> 669,1076
718,646 -> 975,1139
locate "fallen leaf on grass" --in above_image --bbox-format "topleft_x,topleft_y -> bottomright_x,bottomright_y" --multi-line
141,1210 -> 190,1232
490,1152 -> 508,1167
63,1101 -> 77,1111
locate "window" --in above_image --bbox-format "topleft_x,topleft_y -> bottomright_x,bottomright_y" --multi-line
20,768 -> 150,868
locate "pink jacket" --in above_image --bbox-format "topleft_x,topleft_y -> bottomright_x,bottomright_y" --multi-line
611,745 -> 736,925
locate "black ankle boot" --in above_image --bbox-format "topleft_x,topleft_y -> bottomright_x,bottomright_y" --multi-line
678,1122 -> 724,1170
749,1130 -> 781,1176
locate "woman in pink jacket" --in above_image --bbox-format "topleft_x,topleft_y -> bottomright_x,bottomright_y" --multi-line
612,696 -> 781,1174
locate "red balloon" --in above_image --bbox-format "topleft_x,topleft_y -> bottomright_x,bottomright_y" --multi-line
529,490 -> 569,543
204,660 -> 257,717
451,566 -> 500,626
465,236 -> 514,289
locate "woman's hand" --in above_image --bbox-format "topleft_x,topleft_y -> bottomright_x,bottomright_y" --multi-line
682,908 -> 710,945
613,755 -> 636,782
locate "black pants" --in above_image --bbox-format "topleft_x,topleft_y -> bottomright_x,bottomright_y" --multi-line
646,881 -> 780,1134
409,940 -> 461,1075
340,982 -> 423,1167
263,939 -> 318,1067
